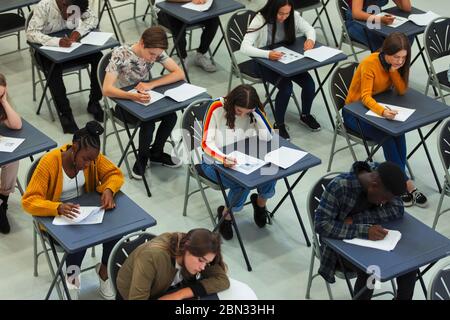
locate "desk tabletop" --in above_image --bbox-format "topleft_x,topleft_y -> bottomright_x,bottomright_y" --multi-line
113,81 -> 211,122
344,88 -> 450,136
0,0 -> 39,13
0,119 -> 57,166
34,192 -> 157,253
156,0 -> 244,25
322,213 -> 450,281
354,6 -> 426,37
29,30 -> 120,64
254,37 -> 347,78
212,136 -> 321,189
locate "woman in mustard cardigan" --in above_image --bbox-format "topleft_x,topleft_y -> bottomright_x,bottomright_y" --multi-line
22,121 -> 124,300
344,32 -> 427,208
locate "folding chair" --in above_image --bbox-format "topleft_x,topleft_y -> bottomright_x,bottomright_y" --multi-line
428,262 -> 450,300
181,98 -> 221,227
293,0 -> 330,46
305,172 -> 397,299
424,17 -> 450,104
0,8 -> 26,55
432,119 -> 450,230
335,0 -> 370,62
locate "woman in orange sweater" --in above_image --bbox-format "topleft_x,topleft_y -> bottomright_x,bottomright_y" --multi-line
344,32 -> 427,208
22,121 -> 124,300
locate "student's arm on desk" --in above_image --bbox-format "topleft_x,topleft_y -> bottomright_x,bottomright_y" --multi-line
95,154 -> 124,195
102,72 -> 150,103
360,64 -> 389,116
389,68 -> 408,95
314,180 -> 371,240
25,3 -> 60,46
393,0 -> 412,12
72,7 -> 99,41
137,57 -> 185,91
0,88 -> 22,130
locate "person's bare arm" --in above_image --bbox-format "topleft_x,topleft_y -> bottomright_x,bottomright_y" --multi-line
393,0 -> 412,12
351,0 -> 394,25
102,72 -> 150,104
134,57 -> 185,91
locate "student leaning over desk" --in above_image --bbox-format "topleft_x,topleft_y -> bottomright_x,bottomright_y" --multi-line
201,84 -> 276,240
0,73 -> 22,234
344,32 -> 428,208
22,121 -> 124,300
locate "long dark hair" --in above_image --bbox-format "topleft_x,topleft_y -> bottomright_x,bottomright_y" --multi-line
168,229 -> 226,271
381,32 -> 411,86
72,121 -> 104,151
0,73 -> 7,121
249,0 -> 296,47
223,84 -> 264,129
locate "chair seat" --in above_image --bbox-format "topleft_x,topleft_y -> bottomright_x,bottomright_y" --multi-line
192,164 -> 221,189
436,70 -> 450,91
0,13 -> 25,34
238,60 -> 262,82
341,124 -> 377,146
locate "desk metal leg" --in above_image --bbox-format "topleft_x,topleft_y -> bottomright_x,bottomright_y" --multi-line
411,35 -> 438,97
313,66 -> 337,130
45,240 -> 70,300
270,170 -> 306,216
37,63 -> 55,116
312,0 -> 338,47
117,108 -> 152,197
212,167 -> 252,272
98,0 -> 121,43
336,254 -> 355,298
417,128 -> 442,193
407,122 -> 440,159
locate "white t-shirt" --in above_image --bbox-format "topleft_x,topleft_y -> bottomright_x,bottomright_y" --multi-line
60,169 -> 86,202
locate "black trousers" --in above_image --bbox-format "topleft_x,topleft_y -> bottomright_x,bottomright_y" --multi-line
340,258 -> 417,300
35,51 -> 103,117
114,106 -> 177,159
157,12 -> 219,59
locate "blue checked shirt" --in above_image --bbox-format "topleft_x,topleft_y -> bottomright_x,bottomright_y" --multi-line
314,162 -> 404,283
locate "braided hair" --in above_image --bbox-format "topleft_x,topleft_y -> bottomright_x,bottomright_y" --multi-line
72,121 -> 104,150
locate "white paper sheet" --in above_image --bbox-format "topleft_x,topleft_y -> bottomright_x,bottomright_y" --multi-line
80,32 -> 113,46
40,42 -> 82,53
274,46 -> 304,64
408,11 -> 441,26
303,46 -> 343,62
52,206 -> 105,225
376,12 -> 409,28
127,89 -> 165,106
163,83 -> 207,102
366,103 -> 415,122
264,146 -> 307,169
227,151 -> 266,175
343,229 -> 402,251
182,0 -> 213,12
0,136 -> 25,152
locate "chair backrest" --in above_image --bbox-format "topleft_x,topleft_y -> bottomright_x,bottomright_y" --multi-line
107,231 -> 156,296
428,263 -> 450,300
97,50 -> 113,89
437,119 -> 450,178
226,9 -> 257,54
26,157 -> 41,187
336,0 -> 351,23
181,98 -> 213,163
424,17 -> 450,63
329,61 -> 359,114
293,0 -> 321,11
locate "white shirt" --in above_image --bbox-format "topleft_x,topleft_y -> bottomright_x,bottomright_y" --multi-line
170,262 -> 184,287
60,169 -> 85,202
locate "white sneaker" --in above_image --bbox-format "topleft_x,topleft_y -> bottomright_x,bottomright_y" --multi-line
95,263 -> 115,300
65,275 -> 80,300
194,52 -> 216,72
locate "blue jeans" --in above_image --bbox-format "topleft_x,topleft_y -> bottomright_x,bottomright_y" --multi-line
342,109 -> 408,178
251,61 -> 315,125
201,163 -> 276,212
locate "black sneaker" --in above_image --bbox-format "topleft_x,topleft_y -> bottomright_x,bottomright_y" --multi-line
0,203 -> 10,234
87,101 -> 104,122
60,114 -> 79,134
412,189 -> 428,208
300,114 -> 321,131
401,192 -> 413,207
217,206 -> 233,240
250,193 -> 268,228
273,123 -> 290,140
149,152 -> 181,168
131,157 -> 147,180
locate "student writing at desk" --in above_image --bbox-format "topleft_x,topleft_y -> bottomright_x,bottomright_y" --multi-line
315,161 -> 417,300
102,26 -> 185,179
116,228 -> 229,300
201,84 -> 275,240
22,121 -> 124,300
344,32 -> 427,208
240,0 -> 319,138
0,74 -> 22,234
26,0 -> 104,133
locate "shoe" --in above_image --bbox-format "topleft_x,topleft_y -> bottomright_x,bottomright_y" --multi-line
194,52 -> 217,72
300,114 -> 321,131
412,188 -> 428,208
87,101 -> 104,122
217,206 -> 233,240
400,192 -> 413,207
96,263 -> 115,300
65,275 -> 80,300
149,152 -> 181,168
0,203 -> 10,234
273,123 -> 290,140
60,114 -> 79,134
250,193 -> 268,228
132,157 -> 147,180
